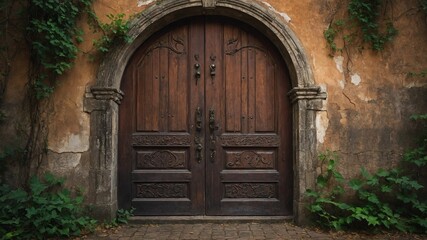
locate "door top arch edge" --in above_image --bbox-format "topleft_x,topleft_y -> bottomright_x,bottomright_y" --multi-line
94,1 -> 315,92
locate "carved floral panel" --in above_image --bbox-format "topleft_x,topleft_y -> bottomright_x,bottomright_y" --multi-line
136,183 -> 188,198
136,150 -> 186,169
224,183 -> 276,198
220,135 -> 280,147
225,150 -> 275,169
132,135 -> 191,146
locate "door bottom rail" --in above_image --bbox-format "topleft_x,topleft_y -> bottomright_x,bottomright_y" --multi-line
129,215 -> 293,224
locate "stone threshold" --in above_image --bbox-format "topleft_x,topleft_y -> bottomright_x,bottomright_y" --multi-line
129,216 -> 293,224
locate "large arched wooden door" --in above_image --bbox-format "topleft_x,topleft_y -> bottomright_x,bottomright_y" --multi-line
118,17 -> 293,216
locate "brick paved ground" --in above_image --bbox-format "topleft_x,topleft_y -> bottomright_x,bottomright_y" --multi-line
80,222 -> 427,240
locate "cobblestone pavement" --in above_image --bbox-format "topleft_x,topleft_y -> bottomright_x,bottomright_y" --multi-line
81,222 -> 427,240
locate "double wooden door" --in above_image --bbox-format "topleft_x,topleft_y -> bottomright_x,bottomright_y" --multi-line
118,17 -> 292,216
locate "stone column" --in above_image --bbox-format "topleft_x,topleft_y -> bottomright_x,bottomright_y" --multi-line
84,87 -> 123,220
288,87 -> 327,225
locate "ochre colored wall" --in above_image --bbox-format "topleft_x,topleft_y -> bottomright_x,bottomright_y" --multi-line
2,0 -> 426,213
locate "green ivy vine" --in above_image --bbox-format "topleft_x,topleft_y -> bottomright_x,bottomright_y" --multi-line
325,0 -> 400,55
0,0 -> 132,185
324,0 -> 427,56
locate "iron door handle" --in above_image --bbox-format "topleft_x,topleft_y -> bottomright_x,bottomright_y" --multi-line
209,109 -> 217,162
195,107 -> 203,163
210,64 -> 216,77
195,107 -> 202,132
195,141 -> 203,163
209,109 -> 215,132
195,63 -> 201,84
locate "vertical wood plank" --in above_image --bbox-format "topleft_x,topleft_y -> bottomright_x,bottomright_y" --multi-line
241,31 -> 249,134
159,47 -> 169,132
255,49 -> 274,132
224,25 -> 241,132
151,48 -> 160,131
168,26 -> 189,132
136,51 -> 154,131
247,35 -> 256,133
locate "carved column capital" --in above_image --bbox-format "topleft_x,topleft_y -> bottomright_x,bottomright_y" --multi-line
90,87 -> 124,104
202,0 -> 218,9
288,86 -> 327,104
84,86 -> 124,113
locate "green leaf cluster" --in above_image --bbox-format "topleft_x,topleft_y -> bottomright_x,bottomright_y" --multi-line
307,117 -> 427,233
104,207 -> 135,229
27,0 -> 95,99
92,13 -> 132,54
0,173 -> 97,239
348,0 -> 397,51
324,0 -> 398,54
29,0 -> 93,75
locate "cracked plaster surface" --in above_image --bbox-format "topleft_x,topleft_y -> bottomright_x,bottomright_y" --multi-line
137,0 -> 155,7
351,73 -> 361,86
261,2 -> 292,23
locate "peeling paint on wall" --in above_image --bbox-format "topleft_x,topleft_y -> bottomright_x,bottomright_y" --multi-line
316,111 -> 329,144
334,56 -> 344,73
50,133 -> 89,153
351,73 -> 361,86
137,0 -> 155,7
261,2 -> 292,23
339,79 -> 346,89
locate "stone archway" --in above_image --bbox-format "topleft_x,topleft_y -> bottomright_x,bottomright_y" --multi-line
84,0 -> 326,224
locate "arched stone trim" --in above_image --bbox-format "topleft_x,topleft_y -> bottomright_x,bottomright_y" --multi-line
86,0 -> 327,224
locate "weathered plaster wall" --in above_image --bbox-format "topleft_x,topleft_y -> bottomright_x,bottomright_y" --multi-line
1,0 -> 426,220
267,0 -> 427,176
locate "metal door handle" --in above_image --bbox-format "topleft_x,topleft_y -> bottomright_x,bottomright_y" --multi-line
195,63 -> 201,84
209,109 -> 217,162
196,141 -> 203,163
210,64 -> 216,77
209,109 -> 215,132
195,107 -> 203,163
195,107 -> 202,132
209,135 -> 216,163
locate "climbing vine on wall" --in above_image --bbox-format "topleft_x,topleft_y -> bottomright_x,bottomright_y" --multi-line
325,0 -> 398,56
0,0 -> 131,185
325,0 -> 427,56
324,0 -> 427,78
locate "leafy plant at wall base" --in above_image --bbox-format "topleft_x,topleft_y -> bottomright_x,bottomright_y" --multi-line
306,127 -> 427,233
0,145 -> 24,177
104,208 -> 135,228
0,173 -> 97,239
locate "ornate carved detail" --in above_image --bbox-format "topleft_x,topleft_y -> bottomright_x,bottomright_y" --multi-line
136,183 -> 187,198
225,183 -> 276,198
220,135 -> 280,147
138,34 -> 186,66
202,0 -> 218,9
149,34 -> 185,54
132,135 -> 191,146
225,38 -> 266,56
226,151 -> 273,168
137,150 -> 185,169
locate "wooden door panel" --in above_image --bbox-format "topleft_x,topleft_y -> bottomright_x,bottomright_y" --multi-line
120,21 -> 205,215
119,17 -> 292,216
136,28 -> 189,132
206,18 -> 291,216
